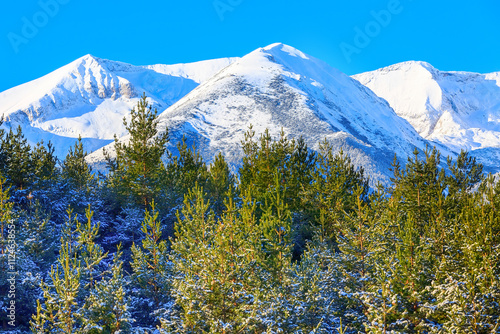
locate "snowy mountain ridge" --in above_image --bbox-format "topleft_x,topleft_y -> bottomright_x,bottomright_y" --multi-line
353,61 -> 500,151
88,43 -> 436,185
0,55 -> 236,157
1,44 -> 499,182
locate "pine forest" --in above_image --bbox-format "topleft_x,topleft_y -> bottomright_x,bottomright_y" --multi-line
1,95 -> 499,334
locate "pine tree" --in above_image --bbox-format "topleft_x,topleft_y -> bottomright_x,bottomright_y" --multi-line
170,173 -> 327,333
31,140 -> 58,186
447,150 -> 483,200
31,237 -> 84,334
206,152 -> 237,217
6,202 -> 57,329
166,135 -> 210,204
82,244 -> 133,334
239,127 -> 316,260
62,135 -> 93,191
282,141 -> 373,332
0,178 -> 60,330
291,238 -> 341,333
250,173 -> 298,332
367,147 -> 486,332
426,175 -> 500,333
389,147 -> 447,229
31,207 -> 107,333
168,185 -> 282,333
168,186 -> 236,332
1,125 -> 32,189
167,175 -> 309,332
18,201 -> 57,268
130,202 -> 171,326
370,148 -> 446,331
258,173 -> 293,286
105,93 -> 169,207
239,126 -> 315,215
74,208 -> 107,290
303,139 -> 368,244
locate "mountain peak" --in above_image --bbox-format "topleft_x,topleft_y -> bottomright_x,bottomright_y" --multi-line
400,60 -> 434,68
73,54 -> 104,66
117,42 -> 429,186
402,61 -> 437,73
371,60 -> 437,75
354,59 -> 500,155
81,53 -> 99,60
221,43 -> 339,92
262,43 -> 309,60
262,42 -> 284,50
3,44 -> 500,182
0,53 -> 237,158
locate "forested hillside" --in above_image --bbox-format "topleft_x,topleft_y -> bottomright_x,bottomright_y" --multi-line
1,96 -> 499,333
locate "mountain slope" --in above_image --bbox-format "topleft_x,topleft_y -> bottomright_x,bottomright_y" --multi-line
4,45 -> 496,183
0,55 -> 236,157
89,43 -> 433,185
353,61 -> 500,152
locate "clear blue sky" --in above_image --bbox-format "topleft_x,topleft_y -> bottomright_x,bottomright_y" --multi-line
1,0 -> 499,92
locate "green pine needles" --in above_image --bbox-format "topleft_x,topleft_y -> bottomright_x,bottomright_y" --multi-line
0,96 -> 497,333
105,93 -> 169,208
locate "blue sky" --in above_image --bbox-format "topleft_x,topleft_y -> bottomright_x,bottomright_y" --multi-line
1,0 -> 499,92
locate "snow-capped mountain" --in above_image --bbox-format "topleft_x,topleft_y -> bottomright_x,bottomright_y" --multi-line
89,43 -> 432,185
0,55 -> 236,157
2,44 -> 499,183
353,61 -> 500,152
353,61 -> 500,174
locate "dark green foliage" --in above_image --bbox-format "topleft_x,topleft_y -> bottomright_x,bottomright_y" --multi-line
0,117 -> 495,334
32,141 -> 58,185
166,136 -> 210,201
31,207 -> 132,334
447,150 -> 484,196
303,139 -> 369,243
206,152 -> 238,216
425,175 -> 500,333
258,173 -> 294,284
1,126 -> 32,189
62,135 -> 93,190
239,126 -> 316,213
0,124 -> 57,195
390,147 -> 447,225
105,93 -> 169,208
239,126 -> 316,259
82,245 -> 133,334
130,202 -> 171,326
